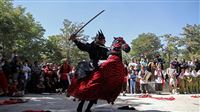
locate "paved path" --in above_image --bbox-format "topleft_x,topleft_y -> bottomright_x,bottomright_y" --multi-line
0,93 -> 199,112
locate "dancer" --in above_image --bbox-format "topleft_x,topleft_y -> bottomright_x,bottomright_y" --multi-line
68,37 -> 130,112
69,30 -> 109,112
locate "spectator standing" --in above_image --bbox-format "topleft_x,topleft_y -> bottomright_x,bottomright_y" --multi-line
166,63 -> 177,94
154,64 -> 164,94
31,61 -> 42,92
122,60 -> 128,96
22,60 -> 31,93
0,57 -> 8,96
147,59 -> 157,81
138,65 -> 149,94
195,59 -> 200,71
129,65 -> 137,94
184,68 -> 192,93
59,59 -> 72,93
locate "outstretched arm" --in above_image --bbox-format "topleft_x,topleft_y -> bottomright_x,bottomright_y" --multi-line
69,34 -> 91,52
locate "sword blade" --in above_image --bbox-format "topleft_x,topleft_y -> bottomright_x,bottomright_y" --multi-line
74,10 -> 105,35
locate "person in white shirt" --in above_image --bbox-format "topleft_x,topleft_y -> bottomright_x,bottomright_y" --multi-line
191,69 -> 197,77
166,63 -> 177,94
154,64 -> 163,94
128,57 -> 137,68
22,60 -> 31,93
184,68 -> 191,76
138,65 -> 148,94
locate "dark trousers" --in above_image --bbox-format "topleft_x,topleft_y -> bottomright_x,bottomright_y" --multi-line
60,80 -> 69,92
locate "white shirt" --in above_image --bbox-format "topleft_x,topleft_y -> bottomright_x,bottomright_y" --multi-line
128,62 -> 137,67
155,69 -> 163,83
184,70 -> 191,76
166,67 -> 176,78
191,70 -> 198,77
22,65 -> 31,80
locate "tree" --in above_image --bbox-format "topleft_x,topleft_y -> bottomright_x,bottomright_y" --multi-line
59,19 -> 89,65
161,34 -> 179,66
0,0 -> 17,55
179,24 -> 200,59
0,0 -> 45,60
42,35 -> 63,64
130,33 -> 162,60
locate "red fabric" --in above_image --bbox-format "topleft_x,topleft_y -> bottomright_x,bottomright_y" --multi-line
0,98 -> 29,105
0,70 -> 8,91
59,63 -> 71,80
67,55 -> 126,103
44,67 -> 53,77
138,95 -> 175,101
123,76 -> 128,83
191,95 -> 200,98
138,94 -> 152,98
60,73 -> 68,80
162,79 -> 165,87
43,67 -> 49,74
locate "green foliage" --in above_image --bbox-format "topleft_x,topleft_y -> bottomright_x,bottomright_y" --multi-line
59,19 -> 89,66
130,33 -> 162,60
179,24 -> 200,59
0,0 -> 45,61
1,1 -> 199,66
43,35 -> 63,64
161,34 -> 179,65
0,0 -> 90,65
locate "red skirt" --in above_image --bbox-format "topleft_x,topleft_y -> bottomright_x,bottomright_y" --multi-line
0,70 -> 8,91
67,55 -> 125,103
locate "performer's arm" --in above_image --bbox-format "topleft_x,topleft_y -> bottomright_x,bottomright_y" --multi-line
70,33 -> 91,52
74,40 -> 91,52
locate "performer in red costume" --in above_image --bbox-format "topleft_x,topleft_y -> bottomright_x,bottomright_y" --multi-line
67,37 -> 130,112
59,59 -> 72,93
0,57 -> 8,96
69,30 -> 109,112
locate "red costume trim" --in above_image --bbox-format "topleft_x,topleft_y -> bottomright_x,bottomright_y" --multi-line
67,55 -> 126,103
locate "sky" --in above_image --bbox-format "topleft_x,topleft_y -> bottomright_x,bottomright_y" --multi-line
13,0 -> 199,46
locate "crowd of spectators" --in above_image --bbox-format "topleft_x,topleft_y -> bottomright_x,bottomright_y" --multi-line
124,55 -> 200,95
1,53 -> 200,97
0,53 -> 74,96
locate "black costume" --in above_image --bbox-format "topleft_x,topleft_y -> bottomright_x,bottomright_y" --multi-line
73,39 -> 108,69
70,30 -> 109,112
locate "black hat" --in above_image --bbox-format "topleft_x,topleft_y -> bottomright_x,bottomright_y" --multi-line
96,30 -> 105,40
